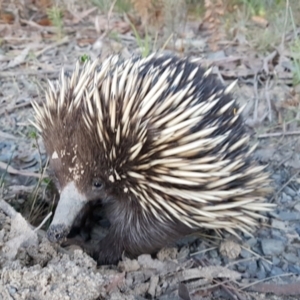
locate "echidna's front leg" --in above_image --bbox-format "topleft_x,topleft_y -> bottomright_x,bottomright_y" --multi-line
92,227 -> 125,265
93,204 -> 192,265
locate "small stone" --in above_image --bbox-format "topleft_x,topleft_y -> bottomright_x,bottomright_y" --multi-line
281,261 -> 289,271
259,260 -> 272,273
271,174 -> 282,184
157,247 -> 177,261
294,203 -> 300,212
219,240 -> 241,259
271,229 -> 285,239
247,261 -> 258,277
8,286 -> 17,295
270,266 -> 284,276
271,219 -> 286,230
240,249 -> 251,259
278,212 -> 300,221
272,257 -> 280,265
289,265 -> 300,275
177,246 -> 189,261
261,239 -> 285,256
284,186 -> 297,197
256,266 -> 266,280
283,252 -> 298,263
209,250 -> 218,259
246,238 -> 257,247
237,263 -> 247,272
281,192 -> 292,203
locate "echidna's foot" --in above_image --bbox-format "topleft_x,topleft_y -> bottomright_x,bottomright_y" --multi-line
92,234 -> 124,266
95,249 -> 122,266
62,237 -> 102,259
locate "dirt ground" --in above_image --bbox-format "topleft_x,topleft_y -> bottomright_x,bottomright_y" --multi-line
1,0 -> 300,299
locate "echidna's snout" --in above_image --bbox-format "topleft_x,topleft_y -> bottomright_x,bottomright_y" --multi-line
47,224 -> 69,243
47,181 -> 87,244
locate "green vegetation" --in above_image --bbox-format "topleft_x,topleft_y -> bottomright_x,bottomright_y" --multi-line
91,0 -> 132,13
47,6 -> 64,39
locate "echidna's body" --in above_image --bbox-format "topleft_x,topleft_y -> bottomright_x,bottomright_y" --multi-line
32,54 -> 273,265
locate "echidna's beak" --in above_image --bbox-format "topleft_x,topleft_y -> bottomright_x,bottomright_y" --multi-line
47,181 -> 86,243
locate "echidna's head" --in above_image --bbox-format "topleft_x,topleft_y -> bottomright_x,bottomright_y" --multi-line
32,54 -> 273,243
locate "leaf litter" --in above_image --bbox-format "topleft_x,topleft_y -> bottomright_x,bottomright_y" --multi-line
1,0 -> 300,299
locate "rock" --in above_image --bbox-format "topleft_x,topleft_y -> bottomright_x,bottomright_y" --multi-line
289,265 -> 300,275
281,192 -> 292,203
278,211 -> 300,221
272,257 -> 280,265
271,219 -> 286,231
283,252 -> 298,263
261,239 -> 285,256
294,203 -> 300,212
270,266 -> 284,276
247,261 -> 258,277
240,249 -> 251,259
246,238 -> 257,247
284,186 -> 297,197
256,265 -> 266,280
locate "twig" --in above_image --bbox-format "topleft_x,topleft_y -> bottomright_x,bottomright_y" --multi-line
270,170 -> 300,202
254,75 -> 259,118
258,131 -> 300,138
34,212 -> 52,232
0,161 -> 47,179
0,199 -> 18,218
68,7 -> 97,24
239,272 -> 293,291
264,77 -> 273,122
221,283 -> 247,300
190,247 -> 217,256
0,131 -> 18,140
247,281 -> 300,296
280,0 -> 290,47
0,100 -> 32,117
161,33 -> 174,51
35,36 -> 69,58
98,0 -> 117,40
262,50 -> 277,75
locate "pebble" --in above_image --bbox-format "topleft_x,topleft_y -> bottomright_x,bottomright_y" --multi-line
8,286 -> 17,295
281,192 -> 292,203
240,249 -> 251,259
259,260 -> 272,273
271,219 -> 286,231
294,203 -> 300,212
256,265 -> 266,280
289,265 -> 300,275
246,238 -> 257,247
272,257 -> 280,265
277,211 -> 300,221
284,186 -> 297,197
271,229 -> 286,240
261,239 -> 285,256
283,252 -> 298,263
209,250 -> 218,259
246,261 -> 258,277
270,266 -> 284,276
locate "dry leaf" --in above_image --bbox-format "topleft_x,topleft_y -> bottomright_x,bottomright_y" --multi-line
0,12 -> 15,24
251,15 -> 269,27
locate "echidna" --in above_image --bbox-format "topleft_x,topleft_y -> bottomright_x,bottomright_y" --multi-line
31,53 -> 274,265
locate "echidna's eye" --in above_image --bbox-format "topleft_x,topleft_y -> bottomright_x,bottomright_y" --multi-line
92,179 -> 103,189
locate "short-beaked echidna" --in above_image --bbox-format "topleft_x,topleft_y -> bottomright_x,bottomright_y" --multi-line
31,53 -> 274,265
